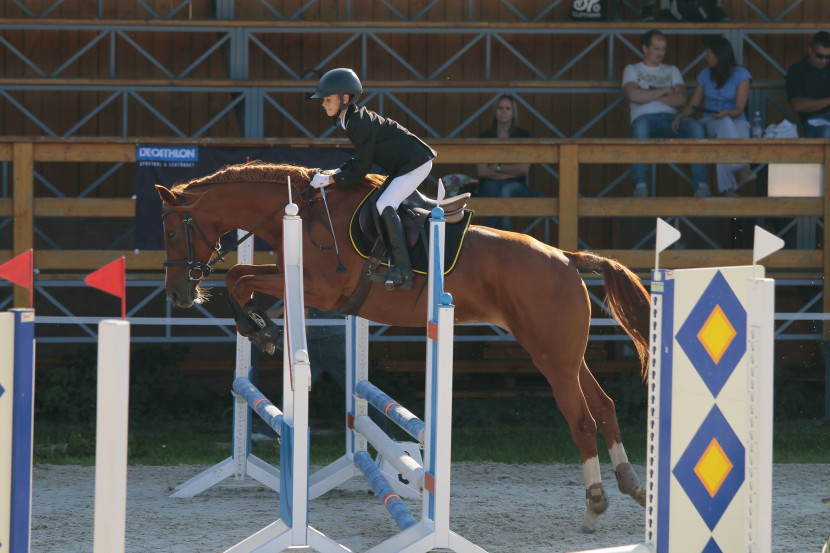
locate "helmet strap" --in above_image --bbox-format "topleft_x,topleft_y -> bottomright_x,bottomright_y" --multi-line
332,94 -> 350,126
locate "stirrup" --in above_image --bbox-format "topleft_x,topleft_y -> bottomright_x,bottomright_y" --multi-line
370,266 -> 412,291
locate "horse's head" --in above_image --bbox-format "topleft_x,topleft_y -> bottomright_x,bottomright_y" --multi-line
156,184 -> 220,308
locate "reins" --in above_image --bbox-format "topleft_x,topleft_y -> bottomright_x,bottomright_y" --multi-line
161,189 -> 299,280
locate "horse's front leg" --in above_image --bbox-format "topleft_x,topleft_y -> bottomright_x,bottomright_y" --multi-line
226,264 -> 285,355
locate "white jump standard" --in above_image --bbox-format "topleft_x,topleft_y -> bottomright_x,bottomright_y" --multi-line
222,201 -> 350,553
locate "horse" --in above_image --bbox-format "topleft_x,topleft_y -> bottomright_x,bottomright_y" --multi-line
155,161 -> 651,533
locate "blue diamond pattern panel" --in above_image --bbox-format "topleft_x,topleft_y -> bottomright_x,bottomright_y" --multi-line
673,405 -> 745,530
675,270 -> 746,397
701,537 -> 724,553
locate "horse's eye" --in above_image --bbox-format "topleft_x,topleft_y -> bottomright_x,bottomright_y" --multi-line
167,231 -> 176,238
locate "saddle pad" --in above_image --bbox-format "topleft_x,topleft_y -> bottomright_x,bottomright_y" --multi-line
348,189 -> 473,275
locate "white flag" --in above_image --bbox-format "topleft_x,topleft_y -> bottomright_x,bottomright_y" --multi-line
655,218 -> 681,254
753,226 -> 784,265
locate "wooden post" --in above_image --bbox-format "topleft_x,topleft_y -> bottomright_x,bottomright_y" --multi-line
12,143 -> 33,308
558,144 -> 579,252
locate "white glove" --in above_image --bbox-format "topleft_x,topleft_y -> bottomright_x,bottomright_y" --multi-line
310,173 -> 331,189
321,168 -> 342,175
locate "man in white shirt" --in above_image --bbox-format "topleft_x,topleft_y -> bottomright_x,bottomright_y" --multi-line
622,29 -> 710,197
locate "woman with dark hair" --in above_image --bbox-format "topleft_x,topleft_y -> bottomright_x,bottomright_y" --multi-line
673,36 -> 755,196
475,94 -> 540,231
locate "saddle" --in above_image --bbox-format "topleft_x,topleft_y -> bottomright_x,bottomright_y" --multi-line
340,187 -> 473,315
357,188 -> 470,250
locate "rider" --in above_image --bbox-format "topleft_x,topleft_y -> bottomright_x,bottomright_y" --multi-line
308,68 -> 437,291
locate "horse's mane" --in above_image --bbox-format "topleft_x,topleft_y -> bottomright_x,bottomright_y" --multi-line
170,161 -> 385,194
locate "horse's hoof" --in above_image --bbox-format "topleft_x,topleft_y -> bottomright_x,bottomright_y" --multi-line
586,483 -> 609,515
615,462 -> 646,507
579,523 -> 597,534
249,328 -> 282,356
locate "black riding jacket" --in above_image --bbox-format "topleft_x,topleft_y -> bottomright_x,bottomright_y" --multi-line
332,105 -> 437,189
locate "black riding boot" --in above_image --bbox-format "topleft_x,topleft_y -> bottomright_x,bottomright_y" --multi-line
370,207 -> 413,291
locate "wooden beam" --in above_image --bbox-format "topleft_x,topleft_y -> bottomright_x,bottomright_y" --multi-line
20,250 -> 276,271
34,198 -> 135,217
13,143 -> 33,307
579,142 -> 826,164
591,249 -> 820,270
0,143 -> 12,161
467,197 -> 557,216
434,142 -> 559,164
579,197 -> 821,217
33,143 -> 135,162
558,144 -> 579,251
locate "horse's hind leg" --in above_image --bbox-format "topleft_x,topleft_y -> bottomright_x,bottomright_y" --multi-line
537,361 -> 608,533
579,360 -> 645,507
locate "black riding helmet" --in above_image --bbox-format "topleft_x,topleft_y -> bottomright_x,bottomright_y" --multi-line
309,68 -> 363,102
309,68 -> 363,124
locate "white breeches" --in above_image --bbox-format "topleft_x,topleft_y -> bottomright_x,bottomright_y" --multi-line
375,160 -> 433,214
703,117 -> 750,193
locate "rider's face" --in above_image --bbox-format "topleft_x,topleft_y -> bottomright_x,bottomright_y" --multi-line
321,94 -> 343,117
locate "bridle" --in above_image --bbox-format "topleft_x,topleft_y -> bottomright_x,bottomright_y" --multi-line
161,205 -> 227,281
160,191 -> 304,281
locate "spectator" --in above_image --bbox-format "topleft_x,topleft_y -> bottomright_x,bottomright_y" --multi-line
786,31 -> 830,138
475,94 -> 540,231
673,36 -> 755,197
623,29 -> 710,198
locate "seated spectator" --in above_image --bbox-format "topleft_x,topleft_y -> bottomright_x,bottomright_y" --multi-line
475,94 -> 540,231
673,36 -> 755,197
623,29 -> 710,198
786,31 -> 830,138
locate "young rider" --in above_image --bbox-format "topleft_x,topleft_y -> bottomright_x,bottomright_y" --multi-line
308,68 -> 436,291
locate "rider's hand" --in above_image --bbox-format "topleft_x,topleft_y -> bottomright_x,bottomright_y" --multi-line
311,173 -> 331,189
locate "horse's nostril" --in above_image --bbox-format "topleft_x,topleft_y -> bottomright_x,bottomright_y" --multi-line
170,291 -> 180,305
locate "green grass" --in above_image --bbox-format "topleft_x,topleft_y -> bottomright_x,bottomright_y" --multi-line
33,416 -> 830,466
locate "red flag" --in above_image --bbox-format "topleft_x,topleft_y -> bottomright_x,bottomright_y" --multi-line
85,257 -> 126,319
0,249 -> 33,289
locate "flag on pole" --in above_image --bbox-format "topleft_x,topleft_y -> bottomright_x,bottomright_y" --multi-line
85,257 -> 127,319
0,249 -> 34,307
654,218 -> 681,270
753,226 -> 785,265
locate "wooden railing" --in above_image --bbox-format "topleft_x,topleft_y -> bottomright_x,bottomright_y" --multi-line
1,137 -> 828,335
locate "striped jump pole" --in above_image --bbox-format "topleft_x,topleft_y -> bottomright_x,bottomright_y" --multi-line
315,208 -> 488,553
223,201 -> 350,553
0,309 -> 35,553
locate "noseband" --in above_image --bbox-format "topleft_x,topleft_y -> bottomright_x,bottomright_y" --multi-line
161,207 -> 226,281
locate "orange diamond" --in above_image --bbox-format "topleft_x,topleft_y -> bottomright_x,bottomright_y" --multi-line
697,304 -> 736,364
693,438 -> 733,498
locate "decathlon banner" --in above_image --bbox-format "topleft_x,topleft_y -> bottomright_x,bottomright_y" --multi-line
647,266 -> 773,553
134,145 -> 357,250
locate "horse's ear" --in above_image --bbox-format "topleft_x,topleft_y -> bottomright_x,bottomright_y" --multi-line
155,184 -> 177,205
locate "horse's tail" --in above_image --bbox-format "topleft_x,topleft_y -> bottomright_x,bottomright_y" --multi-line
567,251 -> 651,380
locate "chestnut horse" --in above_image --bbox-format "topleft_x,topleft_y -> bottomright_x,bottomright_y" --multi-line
155,162 -> 650,532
